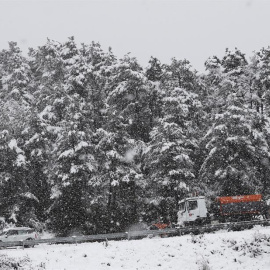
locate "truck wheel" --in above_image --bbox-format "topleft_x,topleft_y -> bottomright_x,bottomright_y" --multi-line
25,238 -> 35,248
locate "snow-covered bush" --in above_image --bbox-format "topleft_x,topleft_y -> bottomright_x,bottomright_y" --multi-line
0,254 -> 45,270
225,231 -> 270,258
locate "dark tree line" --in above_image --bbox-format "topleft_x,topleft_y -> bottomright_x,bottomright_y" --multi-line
0,38 -> 270,235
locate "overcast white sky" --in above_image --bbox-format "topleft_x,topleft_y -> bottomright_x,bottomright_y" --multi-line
0,0 -> 270,72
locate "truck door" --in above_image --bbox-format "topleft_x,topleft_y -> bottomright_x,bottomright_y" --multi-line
178,201 -> 188,226
187,200 -> 199,222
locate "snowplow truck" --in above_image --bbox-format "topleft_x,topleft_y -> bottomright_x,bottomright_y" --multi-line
177,194 -> 270,226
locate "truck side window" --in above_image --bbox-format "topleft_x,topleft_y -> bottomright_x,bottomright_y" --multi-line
188,201 -> 198,211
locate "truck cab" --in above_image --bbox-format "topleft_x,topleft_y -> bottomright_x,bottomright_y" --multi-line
177,196 -> 208,226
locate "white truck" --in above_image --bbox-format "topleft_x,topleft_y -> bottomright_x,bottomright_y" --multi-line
177,194 -> 269,226
177,196 -> 209,226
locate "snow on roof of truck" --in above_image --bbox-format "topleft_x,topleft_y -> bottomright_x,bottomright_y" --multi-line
179,196 -> 205,203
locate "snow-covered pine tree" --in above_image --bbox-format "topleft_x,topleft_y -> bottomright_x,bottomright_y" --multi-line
106,54 -> 152,142
146,56 -> 163,82
0,130 -> 36,227
0,42 -> 33,106
22,115 -> 51,225
49,97 -> 96,236
89,54 -> 150,232
200,48 -> 270,197
200,98 -> 269,196
91,127 -> 144,233
162,58 -> 199,92
144,81 -> 201,222
0,42 -> 42,228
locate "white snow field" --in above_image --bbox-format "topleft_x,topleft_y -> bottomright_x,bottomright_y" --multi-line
1,226 -> 270,270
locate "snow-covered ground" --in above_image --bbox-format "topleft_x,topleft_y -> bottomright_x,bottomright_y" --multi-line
1,226 -> 270,270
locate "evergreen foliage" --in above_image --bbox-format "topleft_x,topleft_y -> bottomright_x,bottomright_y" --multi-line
0,38 -> 270,235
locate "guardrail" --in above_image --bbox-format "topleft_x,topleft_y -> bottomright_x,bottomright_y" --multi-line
0,228 -> 179,248
0,219 -> 269,249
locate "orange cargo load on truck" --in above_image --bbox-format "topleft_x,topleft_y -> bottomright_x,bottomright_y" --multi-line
217,194 -> 262,204
216,194 -> 264,216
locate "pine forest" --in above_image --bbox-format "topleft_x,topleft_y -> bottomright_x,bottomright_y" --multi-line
1,37 -> 270,236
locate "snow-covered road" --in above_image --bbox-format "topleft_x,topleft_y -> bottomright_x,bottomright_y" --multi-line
1,226 -> 270,270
